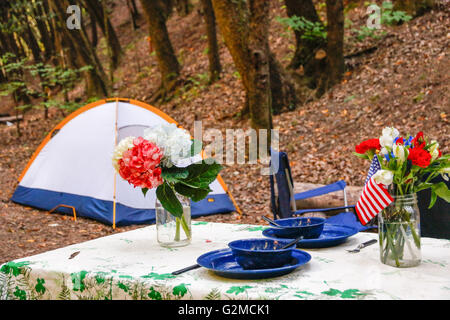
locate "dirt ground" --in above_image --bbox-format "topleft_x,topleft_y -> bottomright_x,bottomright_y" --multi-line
0,1 -> 448,264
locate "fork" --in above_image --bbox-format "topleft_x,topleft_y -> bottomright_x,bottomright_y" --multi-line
346,239 -> 377,253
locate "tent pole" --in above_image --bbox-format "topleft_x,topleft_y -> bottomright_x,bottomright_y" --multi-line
112,98 -> 119,229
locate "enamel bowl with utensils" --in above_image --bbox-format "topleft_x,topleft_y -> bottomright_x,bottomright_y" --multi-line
228,238 -> 298,270
264,216 -> 326,239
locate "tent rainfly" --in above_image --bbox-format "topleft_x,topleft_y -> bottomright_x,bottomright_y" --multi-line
11,98 -> 237,227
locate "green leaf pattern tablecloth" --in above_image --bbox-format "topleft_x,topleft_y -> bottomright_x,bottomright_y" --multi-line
1,222 -> 450,300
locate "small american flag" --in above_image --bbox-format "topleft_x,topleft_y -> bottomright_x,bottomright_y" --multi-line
356,156 -> 393,225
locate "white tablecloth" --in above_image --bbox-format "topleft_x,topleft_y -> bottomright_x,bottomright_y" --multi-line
1,221 -> 449,300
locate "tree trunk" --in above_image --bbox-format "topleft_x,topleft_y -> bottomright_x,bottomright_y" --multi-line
89,10 -> 98,47
49,0 -> 109,98
211,0 -> 273,148
247,0 -> 272,138
23,21 -> 42,63
317,0 -> 345,97
200,0 -> 221,83
32,0 -> 55,61
81,0 -> 122,71
269,52 -> 298,114
284,0 -> 325,72
139,0 -> 181,100
126,0 -> 140,30
175,0 -> 192,16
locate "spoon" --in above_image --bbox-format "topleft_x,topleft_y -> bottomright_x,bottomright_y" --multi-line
279,236 -> 304,249
262,215 -> 283,227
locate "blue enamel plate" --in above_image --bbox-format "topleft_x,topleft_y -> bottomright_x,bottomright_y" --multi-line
262,224 -> 358,249
197,248 -> 311,280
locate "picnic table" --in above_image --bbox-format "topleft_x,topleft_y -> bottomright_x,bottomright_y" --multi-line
1,221 -> 449,300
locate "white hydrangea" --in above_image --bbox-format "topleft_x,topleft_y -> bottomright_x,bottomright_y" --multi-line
144,123 -> 192,167
112,136 -> 135,171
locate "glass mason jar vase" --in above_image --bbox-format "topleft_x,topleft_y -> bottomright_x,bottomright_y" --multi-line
155,194 -> 192,248
378,193 -> 421,268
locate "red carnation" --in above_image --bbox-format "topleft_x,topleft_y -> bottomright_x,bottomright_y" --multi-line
118,137 -> 164,189
407,147 -> 431,168
411,131 -> 425,149
355,139 -> 381,154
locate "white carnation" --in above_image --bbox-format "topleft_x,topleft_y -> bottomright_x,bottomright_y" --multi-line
112,136 -> 135,171
144,123 -> 192,167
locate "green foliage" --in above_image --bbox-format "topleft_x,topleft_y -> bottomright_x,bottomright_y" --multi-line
381,1 -> 412,25
275,15 -> 327,43
0,52 -> 90,114
152,159 -> 222,217
354,26 -> 386,42
350,2 -> 412,42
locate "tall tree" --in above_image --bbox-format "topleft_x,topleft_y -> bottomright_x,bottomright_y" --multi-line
200,0 -> 221,83
317,0 -> 345,97
32,0 -> 55,61
49,0 -> 109,98
80,0 -> 123,72
126,0 -> 140,31
283,0 -> 324,71
211,0 -> 273,146
139,0 -> 181,101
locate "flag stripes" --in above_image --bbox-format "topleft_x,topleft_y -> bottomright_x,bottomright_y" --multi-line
356,176 -> 393,225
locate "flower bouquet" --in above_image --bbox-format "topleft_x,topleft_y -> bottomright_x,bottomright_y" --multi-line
112,123 -> 222,247
355,127 -> 449,267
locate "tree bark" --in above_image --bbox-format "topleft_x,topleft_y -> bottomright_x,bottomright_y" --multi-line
175,0 -> 192,16
317,0 -> 345,97
126,0 -> 140,30
211,0 -> 273,148
89,9 -> 98,47
81,0 -> 122,71
247,0 -> 272,137
283,0 -> 324,72
32,0 -> 55,61
49,0 -> 109,98
200,0 -> 221,83
139,0 -> 181,100
269,52 -> 298,114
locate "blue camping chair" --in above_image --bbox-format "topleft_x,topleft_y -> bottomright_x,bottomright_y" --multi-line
269,149 -> 371,232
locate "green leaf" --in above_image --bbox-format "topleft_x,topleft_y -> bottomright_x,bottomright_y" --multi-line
180,160 -> 222,189
353,152 -> 369,160
433,182 -> 450,203
156,183 -> 183,217
174,183 -> 211,202
429,191 -> 438,209
190,139 -> 203,156
161,167 -> 189,183
141,188 -> 149,197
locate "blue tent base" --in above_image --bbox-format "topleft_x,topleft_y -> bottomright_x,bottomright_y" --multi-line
11,186 -> 235,227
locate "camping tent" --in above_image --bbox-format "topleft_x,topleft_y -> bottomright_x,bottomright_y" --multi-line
11,98 -> 237,227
